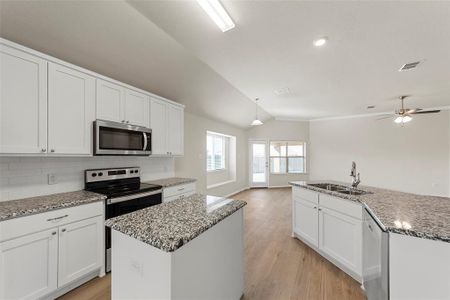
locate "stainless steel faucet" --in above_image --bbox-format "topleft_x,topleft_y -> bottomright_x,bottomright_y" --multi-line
350,161 -> 361,188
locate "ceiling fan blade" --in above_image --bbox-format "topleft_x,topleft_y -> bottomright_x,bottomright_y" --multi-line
411,110 -> 441,114
375,115 -> 393,121
407,108 -> 422,114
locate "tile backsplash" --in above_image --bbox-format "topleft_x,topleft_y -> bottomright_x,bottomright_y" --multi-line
0,156 -> 174,201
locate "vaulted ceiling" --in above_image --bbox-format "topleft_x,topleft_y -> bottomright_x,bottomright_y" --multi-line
1,1 -> 449,126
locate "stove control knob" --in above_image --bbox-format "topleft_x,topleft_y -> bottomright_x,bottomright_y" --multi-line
134,169 -> 138,173
92,173 -> 97,177
98,172 -> 103,176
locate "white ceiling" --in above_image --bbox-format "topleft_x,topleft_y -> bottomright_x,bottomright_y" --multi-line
130,0 -> 450,119
1,1 -> 450,126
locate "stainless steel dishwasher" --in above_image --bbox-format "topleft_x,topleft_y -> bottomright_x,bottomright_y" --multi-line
363,207 -> 389,300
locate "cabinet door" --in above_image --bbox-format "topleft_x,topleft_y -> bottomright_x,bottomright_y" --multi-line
166,104 -> 184,155
48,63 -> 95,155
293,197 -> 318,247
0,228 -> 58,300
58,216 -> 103,287
150,98 -> 167,155
96,79 -> 124,123
124,89 -> 150,127
0,44 -> 47,154
318,207 -> 362,276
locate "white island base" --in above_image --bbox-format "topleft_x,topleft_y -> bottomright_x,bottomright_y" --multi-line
111,209 -> 244,300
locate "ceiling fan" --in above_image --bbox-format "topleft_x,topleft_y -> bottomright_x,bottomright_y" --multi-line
377,95 -> 441,124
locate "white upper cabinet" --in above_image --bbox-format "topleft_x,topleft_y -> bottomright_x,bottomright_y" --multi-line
150,98 -> 184,156
166,103 -> 184,156
97,79 -> 150,127
124,89 -> 150,127
48,63 -> 95,155
150,97 -> 167,155
0,44 -> 48,154
0,39 -> 184,156
96,79 -> 124,123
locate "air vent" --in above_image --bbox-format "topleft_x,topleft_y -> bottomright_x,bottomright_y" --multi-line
274,87 -> 291,96
399,61 -> 421,71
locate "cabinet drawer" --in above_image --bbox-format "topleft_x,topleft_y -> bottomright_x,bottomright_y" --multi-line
163,182 -> 196,198
0,201 -> 103,242
163,191 -> 196,203
292,187 -> 319,205
319,194 -> 362,220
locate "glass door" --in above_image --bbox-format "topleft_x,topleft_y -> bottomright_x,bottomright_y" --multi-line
249,140 -> 268,187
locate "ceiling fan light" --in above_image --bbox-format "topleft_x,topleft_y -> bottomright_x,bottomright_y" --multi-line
394,115 -> 412,124
251,119 -> 263,126
403,115 -> 412,123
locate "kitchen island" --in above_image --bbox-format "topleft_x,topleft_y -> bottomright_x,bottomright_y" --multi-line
105,193 -> 246,300
290,180 -> 450,300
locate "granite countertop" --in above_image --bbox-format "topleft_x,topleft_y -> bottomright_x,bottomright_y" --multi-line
290,180 -> 450,243
0,190 -> 106,222
144,177 -> 196,188
105,193 -> 246,252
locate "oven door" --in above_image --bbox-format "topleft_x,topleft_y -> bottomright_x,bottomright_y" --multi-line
105,189 -> 162,272
94,119 -> 152,156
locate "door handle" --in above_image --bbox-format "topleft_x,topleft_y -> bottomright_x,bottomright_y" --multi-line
47,214 -> 68,222
143,132 -> 148,151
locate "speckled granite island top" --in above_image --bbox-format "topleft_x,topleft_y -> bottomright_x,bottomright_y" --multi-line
105,193 -> 246,252
144,177 -> 196,188
0,190 -> 106,222
290,180 -> 450,243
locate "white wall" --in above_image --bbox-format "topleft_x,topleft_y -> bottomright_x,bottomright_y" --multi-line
0,156 -> 174,201
247,119 -> 310,187
309,111 -> 450,196
175,112 -> 248,197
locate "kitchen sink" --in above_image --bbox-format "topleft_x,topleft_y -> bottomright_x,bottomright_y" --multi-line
307,183 -> 371,196
307,183 -> 346,191
335,189 -> 370,196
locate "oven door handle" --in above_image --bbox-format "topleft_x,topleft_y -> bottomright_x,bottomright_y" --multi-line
143,132 -> 148,151
107,189 -> 162,205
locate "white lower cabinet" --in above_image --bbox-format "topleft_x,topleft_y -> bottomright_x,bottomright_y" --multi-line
58,216 -> 103,287
163,182 -> 196,203
293,197 -> 318,247
0,202 -> 104,300
292,188 -> 362,282
0,228 -> 58,300
318,207 -> 362,278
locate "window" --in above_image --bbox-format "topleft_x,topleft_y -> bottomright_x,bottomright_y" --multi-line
207,132 -> 226,171
270,141 -> 306,174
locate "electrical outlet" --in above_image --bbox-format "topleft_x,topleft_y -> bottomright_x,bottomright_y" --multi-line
48,173 -> 57,185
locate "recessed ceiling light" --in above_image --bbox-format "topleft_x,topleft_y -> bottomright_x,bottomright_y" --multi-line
313,37 -> 328,47
197,0 -> 235,32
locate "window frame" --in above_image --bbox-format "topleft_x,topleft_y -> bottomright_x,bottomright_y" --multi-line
206,131 -> 228,172
269,140 -> 306,174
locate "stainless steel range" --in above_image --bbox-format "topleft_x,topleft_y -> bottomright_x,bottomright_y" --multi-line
84,167 -> 162,272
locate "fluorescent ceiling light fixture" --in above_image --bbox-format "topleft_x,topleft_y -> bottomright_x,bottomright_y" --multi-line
394,115 -> 412,124
197,0 -> 235,32
313,37 -> 328,47
251,98 -> 263,126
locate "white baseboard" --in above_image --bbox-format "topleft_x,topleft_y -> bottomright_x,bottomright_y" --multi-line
224,186 -> 249,198
268,185 -> 291,189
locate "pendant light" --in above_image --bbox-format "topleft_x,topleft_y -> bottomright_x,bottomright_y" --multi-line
251,98 -> 263,126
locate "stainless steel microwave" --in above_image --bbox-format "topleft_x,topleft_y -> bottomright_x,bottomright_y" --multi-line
94,120 -> 152,156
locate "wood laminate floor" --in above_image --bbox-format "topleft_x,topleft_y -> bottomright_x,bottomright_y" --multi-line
58,188 -> 365,300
